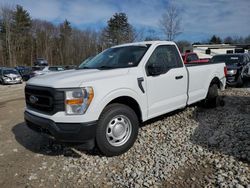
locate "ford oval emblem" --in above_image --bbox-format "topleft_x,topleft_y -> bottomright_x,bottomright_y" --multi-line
29,95 -> 38,104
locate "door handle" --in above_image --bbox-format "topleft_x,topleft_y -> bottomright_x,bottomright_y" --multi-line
175,75 -> 183,80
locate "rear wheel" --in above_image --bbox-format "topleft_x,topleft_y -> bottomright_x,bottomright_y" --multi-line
96,103 -> 139,156
203,84 -> 219,108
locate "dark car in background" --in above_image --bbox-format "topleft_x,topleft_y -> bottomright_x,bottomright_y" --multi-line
211,53 -> 250,86
30,66 -> 46,77
34,58 -> 48,66
64,65 -> 77,70
15,66 -> 32,81
0,67 -> 23,84
47,66 -> 65,72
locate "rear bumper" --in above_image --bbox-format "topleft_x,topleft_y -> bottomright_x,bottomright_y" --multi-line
226,74 -> 242,86
24,111 -> 97,149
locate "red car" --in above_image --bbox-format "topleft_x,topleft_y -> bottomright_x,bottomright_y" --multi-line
182,52 -> 209,64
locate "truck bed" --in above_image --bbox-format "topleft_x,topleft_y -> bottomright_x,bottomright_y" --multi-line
186,62 -> 226,105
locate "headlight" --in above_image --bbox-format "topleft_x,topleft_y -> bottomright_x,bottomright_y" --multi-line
227,69 -> 237,75
65,87 -> 94,115
3,77 -> 10,81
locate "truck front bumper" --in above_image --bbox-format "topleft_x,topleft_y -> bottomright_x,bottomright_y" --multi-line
24,111 -> 97,149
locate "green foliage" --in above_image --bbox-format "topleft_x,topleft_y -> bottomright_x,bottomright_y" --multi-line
244,35 -> 250,44
12,5 -> 32,65
59,19 -> 72,64
0,7 -> 14,66
176,40 -> 192,53
209,35 -> 222,44
60,19 -> 72,39
0,4 -> 250,67
223,36 -> 233,44
102,12 -> 135,47
13,5 -> 31,34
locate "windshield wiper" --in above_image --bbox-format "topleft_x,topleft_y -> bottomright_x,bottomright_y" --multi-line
96,66 -> 115,70
77,66 -> 92,70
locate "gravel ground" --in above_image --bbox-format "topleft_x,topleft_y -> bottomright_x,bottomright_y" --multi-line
0,83 -> 249,187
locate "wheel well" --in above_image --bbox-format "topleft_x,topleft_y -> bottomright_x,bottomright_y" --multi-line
210,77 -> 221,89
107,96 -> 142,122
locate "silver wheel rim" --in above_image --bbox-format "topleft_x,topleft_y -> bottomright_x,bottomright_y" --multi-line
106,115 -> 132,147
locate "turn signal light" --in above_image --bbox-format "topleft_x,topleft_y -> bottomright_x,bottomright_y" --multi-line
65,98 -> 83,105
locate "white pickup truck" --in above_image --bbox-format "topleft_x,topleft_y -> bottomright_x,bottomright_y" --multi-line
24,41 -> 226,156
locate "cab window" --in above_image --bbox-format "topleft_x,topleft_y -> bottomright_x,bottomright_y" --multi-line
146,45 -> 183,76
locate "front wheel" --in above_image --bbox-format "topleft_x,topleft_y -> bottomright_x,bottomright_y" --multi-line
96,103 -> 139,156
0,79 -> 5,85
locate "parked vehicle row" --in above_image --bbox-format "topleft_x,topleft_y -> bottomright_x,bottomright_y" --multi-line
0,67 -> 23,84
34,58 -> 48,66
15,66 -> 32,81
182,52 -> 209,64
30,66 -> 65,77
210,53 -> 250,86
0,65 -> 75,85
24,41 -> 227,156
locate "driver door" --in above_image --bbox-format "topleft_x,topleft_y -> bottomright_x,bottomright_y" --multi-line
145,45 -> 188,119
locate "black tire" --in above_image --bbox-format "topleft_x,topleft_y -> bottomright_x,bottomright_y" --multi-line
96,103 -> 139,157
236,76 -> 244,87
203,84 -> 219,108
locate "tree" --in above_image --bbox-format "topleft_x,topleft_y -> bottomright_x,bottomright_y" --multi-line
231,36 -> 244,44
176,40 -> 191,53
12,5 -> 32,65
144,28 -> 160,41
209,35 -> 222,44
0,6 -> 14,66
59,19 -> 72,65
244,35 -> 250,44
224,36 -> 233,44
31,19 -> 59,65
101,12 -> 135,47
159,4 -> 182,41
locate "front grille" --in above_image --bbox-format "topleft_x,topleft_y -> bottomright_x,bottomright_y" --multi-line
25,85 -> 65,115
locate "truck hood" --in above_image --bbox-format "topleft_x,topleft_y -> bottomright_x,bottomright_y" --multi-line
27,68 -> 129,88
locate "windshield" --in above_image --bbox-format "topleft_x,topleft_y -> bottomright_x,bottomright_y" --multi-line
78,45 -> 150,69
3,69 -> 19,75
211,55 -> 243,65
17,68 -> 31,75
78,56 -> 94,68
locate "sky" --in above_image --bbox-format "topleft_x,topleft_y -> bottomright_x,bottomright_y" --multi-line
1,0 -> 250,42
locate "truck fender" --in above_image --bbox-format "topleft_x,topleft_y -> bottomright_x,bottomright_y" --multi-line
92,88 -> 146,122
205,72 -> 223,96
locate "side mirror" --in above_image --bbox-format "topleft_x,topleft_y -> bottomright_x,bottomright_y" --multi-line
147,63 -> 164,76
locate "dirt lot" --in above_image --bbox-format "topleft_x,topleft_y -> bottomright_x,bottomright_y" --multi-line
0,83 -> 249,187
